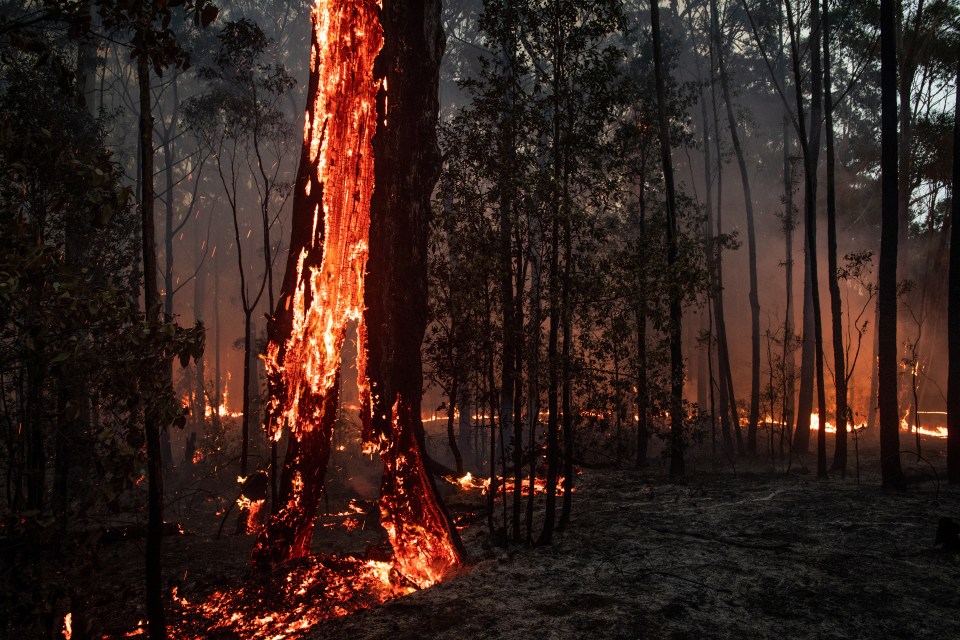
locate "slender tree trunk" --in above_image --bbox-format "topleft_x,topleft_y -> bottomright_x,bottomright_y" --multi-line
485,288 -> 498,534
947,60 -> 960,484
447,374 -> 464,476
213,250 -> 222,436
136,44 -> 166,640
240,311 -> 252,478
525,213 -> 542,541
512,235 -> 525,541
496,0 -> 517,542
823,0 -> 847,476
713,0 -> 760,455
558,209 -> 574,529
785,0 -> 825,475
635,180 -> 650,466
693,40 -> 723,458
879,0 -> 907,490
160,102 -> 176,470
708,44 -> 741,453
650,0 -> 684,478
779,0 -> 796,459
189,225 -> 206,463
896,1 -> 923,274
539,211 -> 561,545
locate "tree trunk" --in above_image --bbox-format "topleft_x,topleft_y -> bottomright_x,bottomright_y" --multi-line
823,0 -> 847,476
650,0 -> 684,479
708,46 -> 741,454
779,0 -> 796,460
136,44 -> 166,640
558,212 -> 574,529
446,374 -> 464,476
253,1 -> 462,584
252,0 -> 383,566
635,180 -> 650,466
878,0 -> 907,490
784,0 -> 825,476
512,242 -> 525,541
539,210 -> 561,545
362,0 -> 465,583
945,60 -> 959,483
526,213 -> 542,540
714,0 -> 760,455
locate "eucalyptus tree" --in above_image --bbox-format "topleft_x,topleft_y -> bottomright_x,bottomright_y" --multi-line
184,18 -> 295,481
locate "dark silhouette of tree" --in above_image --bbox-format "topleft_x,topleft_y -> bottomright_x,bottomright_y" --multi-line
650,0 -> 684,478
948,58 -> 959,484
878,0 -> 907,491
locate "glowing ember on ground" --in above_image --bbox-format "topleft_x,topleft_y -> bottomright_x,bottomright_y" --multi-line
453,472 -> 573,496
171,555 -> 410,640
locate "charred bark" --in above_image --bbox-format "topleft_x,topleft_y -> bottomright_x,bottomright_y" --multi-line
366,0 -> 464,582
136,42 -> 166,640
650,0 -> 684,478
946,60 -> 959,483
823,0 -> 847,476
879,0 -> 907,490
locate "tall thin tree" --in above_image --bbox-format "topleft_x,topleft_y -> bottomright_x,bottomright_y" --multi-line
947,58 -> 959,484
878,0 -> 907,490
650,0 -> 684,478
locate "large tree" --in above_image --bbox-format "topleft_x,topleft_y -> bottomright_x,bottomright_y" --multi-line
252,0 -> 462,586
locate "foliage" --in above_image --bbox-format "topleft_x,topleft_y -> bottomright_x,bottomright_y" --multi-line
0,36 -> 203,632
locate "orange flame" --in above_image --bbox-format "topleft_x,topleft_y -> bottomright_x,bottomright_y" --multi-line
378,399 -> 462,588
262,0 -> 381,445
252,0 -> 461,593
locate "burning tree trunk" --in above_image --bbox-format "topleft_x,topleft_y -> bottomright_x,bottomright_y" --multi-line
252,0 -> 462,588
365,0 -> 465,585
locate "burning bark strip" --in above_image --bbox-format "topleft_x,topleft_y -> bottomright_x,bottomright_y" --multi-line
252,0 -> 461,598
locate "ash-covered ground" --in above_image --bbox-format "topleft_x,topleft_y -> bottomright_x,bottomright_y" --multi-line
76,432 -> 960,640
305,437 -> 960,640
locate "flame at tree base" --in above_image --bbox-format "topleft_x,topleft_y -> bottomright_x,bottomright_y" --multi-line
379,399 -> 463,588
172,554 -> 414,640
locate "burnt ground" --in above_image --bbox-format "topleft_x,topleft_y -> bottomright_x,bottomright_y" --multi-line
12,433 -> 960,640
306,438 -> 960,640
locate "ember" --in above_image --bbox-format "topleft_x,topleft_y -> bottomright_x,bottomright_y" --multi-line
172,555 -> 411,640
454,472 -> 574,497
250,0 -> 460,595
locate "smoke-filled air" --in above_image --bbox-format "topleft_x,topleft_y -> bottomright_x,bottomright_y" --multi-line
1,0 -> 959,638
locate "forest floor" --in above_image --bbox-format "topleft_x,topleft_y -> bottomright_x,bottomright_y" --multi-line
305,446 -> 960,640
28,432 -> 960,640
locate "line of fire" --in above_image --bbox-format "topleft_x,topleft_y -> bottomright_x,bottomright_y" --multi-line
2,0 -> 960,638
